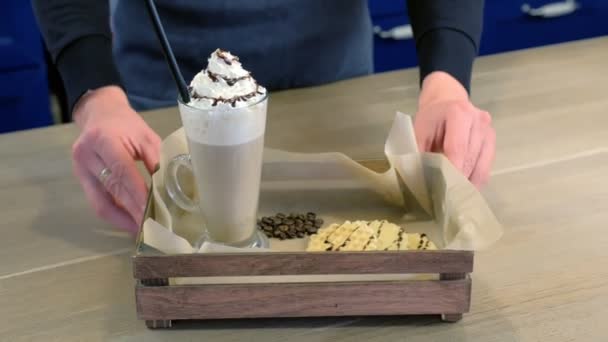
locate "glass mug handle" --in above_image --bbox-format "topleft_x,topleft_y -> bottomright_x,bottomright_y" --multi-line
164,154 -> 199,213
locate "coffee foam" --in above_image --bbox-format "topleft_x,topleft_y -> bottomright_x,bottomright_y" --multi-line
178,99 -> 266,146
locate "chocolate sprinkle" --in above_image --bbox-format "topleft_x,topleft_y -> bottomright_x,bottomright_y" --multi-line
190,49 -> 264,107
207,70 -> 251,86
191,85 -> 265,108
216,49 -> 239,65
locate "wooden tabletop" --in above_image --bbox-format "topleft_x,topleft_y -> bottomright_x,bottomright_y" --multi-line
2,36 -> 608,341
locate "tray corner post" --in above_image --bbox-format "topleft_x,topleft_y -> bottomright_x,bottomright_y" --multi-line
441,313 -> 463,322
140,278 -> 173,329
439,272 -> 468,322
145,319 -> 173,329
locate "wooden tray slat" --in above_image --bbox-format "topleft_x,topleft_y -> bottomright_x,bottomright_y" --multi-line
136,279 -> 471,320
133,250 -> 473,279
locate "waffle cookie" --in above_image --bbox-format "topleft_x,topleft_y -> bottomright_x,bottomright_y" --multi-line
376,221 -> 401,250
305,224 -> 339,252
306,220 -> 438,252
326,221 -> 360,249
407,233 -> 438,250
339,221 -> 376,251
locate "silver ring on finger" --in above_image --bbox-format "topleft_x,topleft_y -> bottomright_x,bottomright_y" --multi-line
98,167 -> 112,184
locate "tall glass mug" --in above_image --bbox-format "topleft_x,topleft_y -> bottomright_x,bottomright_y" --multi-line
164,95 -> 269,248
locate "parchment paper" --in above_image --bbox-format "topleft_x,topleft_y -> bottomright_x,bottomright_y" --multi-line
142,112 -> 502,257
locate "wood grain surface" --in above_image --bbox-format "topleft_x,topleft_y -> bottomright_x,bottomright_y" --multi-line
1,37 -> 607,341
133,250 -> 473,279
136,279 -> 471,320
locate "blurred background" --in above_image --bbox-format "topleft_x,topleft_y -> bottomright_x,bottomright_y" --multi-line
1,0 -> 607,134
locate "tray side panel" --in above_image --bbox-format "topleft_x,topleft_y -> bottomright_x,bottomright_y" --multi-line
136,279 -> 471,320
133,251 -> 473,279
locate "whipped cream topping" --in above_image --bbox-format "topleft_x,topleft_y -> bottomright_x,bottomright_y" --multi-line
188,49 -> 266,109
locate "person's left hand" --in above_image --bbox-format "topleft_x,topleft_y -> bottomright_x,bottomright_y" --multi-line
413,71 -> 496,189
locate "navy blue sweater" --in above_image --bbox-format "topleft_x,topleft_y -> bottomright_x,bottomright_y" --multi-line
32,0 -> 484,113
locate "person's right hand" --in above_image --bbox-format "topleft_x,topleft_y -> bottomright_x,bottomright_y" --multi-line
413,72 -> 496,189
71,86 -> 161,235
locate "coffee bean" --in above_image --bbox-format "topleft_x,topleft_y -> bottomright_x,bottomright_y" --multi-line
258,211 -> 322,240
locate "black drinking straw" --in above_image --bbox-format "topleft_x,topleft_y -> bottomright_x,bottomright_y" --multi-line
144,0 -> 190,103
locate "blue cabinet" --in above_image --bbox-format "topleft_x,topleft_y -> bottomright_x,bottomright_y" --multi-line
479,0 -> 608,55
369,1 -> 416,72
369,0 -> 608,73
0,1 -> 52,133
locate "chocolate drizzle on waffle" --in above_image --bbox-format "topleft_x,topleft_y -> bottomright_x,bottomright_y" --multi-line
189,49 -> 265,107
306,220 -> 438,252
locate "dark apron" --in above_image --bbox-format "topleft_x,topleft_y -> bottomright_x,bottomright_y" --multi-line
111,0 -> 373,111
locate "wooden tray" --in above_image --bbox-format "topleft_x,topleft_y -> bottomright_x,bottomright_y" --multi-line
132,160 -> 474,329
